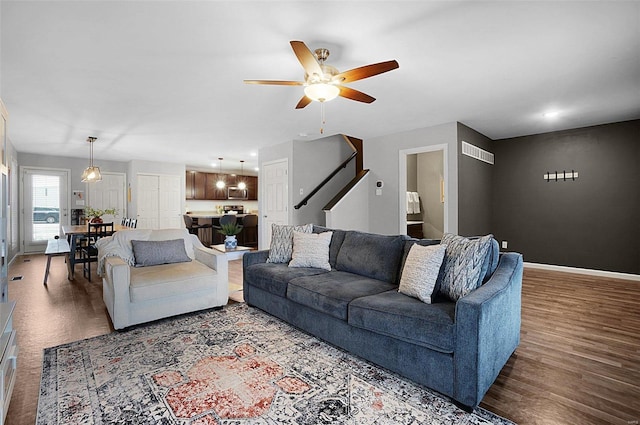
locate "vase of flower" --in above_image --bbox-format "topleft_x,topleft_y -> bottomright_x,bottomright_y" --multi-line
217,222 -> 242,249
85,206 -> 117,224
224,235 -> 238,249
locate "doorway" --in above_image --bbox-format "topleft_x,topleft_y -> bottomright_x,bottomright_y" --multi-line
21,167 -> 70,253
398,145 -> 448,238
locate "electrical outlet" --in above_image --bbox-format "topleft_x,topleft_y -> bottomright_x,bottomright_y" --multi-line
501,241 -> 508,249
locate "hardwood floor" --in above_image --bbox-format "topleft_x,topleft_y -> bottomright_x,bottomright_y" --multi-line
5,256 -> 639,425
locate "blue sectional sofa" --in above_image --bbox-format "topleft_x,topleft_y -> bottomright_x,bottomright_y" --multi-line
242,226 -> 523,409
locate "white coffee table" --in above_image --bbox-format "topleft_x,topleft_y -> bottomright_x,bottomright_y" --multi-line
212,244 -> 252,260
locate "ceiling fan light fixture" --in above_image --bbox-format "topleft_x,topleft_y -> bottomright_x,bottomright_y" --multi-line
304,83 -> 340,103
82,136 -> 102,182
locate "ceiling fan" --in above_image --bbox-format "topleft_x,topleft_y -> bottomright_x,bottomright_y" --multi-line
244,41 -> 399,109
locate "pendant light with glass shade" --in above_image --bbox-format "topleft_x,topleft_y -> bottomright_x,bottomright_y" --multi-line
215,158 -> 225,189
237,160 -> 247,190
81,136 -> 102,182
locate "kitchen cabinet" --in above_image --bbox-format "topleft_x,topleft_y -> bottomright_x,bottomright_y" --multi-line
187,171 -> 258,201
246,176 -> 258,200
186,171 -> 206,200
205,173 -> 228,200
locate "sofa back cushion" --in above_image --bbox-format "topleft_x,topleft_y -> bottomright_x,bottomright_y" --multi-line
335,231 -> 407,284
313,225 -> 346,268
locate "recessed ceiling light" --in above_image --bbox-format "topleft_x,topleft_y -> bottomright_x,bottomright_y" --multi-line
542,111 -> 560,119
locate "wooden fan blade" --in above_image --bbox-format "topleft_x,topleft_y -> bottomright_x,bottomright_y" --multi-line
338,86 -> 376,103
290,41 -> 323,77
295,96 -> 312,109
243,80 -> 304,86
333,60 -> 399,84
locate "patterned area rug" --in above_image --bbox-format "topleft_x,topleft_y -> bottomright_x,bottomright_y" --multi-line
37,304 -> 514,424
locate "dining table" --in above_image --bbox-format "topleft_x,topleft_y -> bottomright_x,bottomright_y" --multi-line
62,223 -> 128,278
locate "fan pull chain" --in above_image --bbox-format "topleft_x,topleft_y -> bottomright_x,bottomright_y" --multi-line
320,102 -> 325,134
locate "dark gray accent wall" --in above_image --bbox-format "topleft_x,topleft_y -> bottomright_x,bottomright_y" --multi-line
491,120 -> 640,274
457,123 -> 494,237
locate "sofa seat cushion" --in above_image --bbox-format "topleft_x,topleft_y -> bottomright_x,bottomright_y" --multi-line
244,263 -> 329,298
130,260 -> 216,302
348,290 -> 456,353
287,271 -> 397,321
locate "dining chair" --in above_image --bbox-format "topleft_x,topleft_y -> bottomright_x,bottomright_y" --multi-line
183,215 -> 212,245
82,222 -> 115,281
240,214 -> 258,248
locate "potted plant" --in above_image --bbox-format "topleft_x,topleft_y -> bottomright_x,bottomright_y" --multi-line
85,206 -> 118,223
217,222 -> 242,249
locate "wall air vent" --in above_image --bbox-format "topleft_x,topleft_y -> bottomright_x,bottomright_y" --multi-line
461,141 -> 495,165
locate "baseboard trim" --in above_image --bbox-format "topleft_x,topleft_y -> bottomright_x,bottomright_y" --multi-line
524,262 -> 640,282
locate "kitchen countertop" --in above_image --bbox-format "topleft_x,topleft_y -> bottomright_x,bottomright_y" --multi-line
407,221 -> 424,225
188,212 -> 245,218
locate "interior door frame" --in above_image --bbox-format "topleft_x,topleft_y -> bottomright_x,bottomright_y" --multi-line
19,166 -> 71,253
398,144 -> 449,236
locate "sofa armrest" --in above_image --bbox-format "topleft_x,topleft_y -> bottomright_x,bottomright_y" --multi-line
103,256 -> 133,329
243,249 -> 270,267
105,256 -> 131,298
453,252 -> 523,407
194,246 -> 228,279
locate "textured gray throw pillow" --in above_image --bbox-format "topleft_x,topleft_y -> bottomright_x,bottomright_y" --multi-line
131,239 -> 192,267
398,243 -> 447,304
289,231 -> 333,271
438,233 -> 494,301
266,223 -> 313,264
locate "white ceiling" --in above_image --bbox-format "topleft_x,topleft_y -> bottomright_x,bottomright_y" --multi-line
2,1 -> 639,173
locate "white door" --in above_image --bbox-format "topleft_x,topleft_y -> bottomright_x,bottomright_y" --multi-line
21,168 -> 69,253
159,175 -> 181,229
87,172 -> 126,224
137,174 -> 182,229
137,175 -> 160,229
261,159 -> 288,249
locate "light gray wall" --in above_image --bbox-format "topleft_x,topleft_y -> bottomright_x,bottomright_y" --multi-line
406,154 -> 417,192
417,150 -> 444,239
258,135 -> 357,227
292,134 -> 355,226
18,152 -> 128,198
457,122 -> 494,236
365,122 -> 458,235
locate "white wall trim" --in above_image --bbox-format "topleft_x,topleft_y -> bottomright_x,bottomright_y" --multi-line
524,262 -> 640,282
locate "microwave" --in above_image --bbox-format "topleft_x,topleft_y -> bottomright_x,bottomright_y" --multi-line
227,186 -> 248,200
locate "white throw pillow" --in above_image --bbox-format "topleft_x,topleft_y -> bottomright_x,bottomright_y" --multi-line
288,231 -> 333,271
398,243 -> 447,304
266,223 -> 313,263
